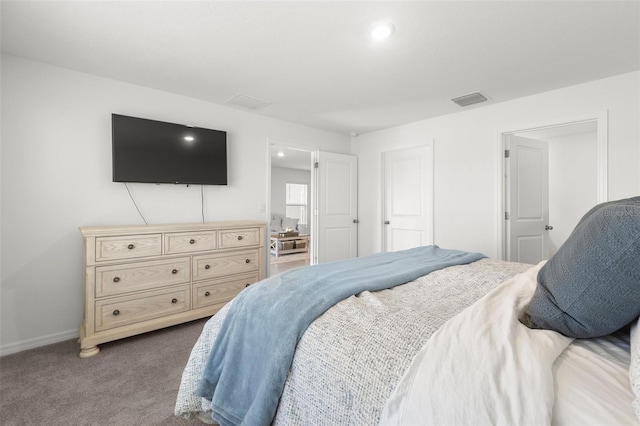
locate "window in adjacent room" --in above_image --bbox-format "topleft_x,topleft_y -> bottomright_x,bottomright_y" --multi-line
285,183 -> 308,225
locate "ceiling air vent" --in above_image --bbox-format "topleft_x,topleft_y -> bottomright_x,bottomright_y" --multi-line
451,92 -> 488,107
226,94 -> 271,110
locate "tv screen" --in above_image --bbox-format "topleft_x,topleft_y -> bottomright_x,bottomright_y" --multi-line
112,114 -> 227,185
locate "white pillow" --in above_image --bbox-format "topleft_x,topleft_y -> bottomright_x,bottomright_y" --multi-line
630,318 -> 640,421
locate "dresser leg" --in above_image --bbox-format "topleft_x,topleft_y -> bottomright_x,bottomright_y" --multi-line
79,345 -> 100,358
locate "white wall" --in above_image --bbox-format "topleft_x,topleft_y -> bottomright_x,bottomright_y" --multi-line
0,54 -> 349,355
547,131 -> 598,256
352,71 -> 640,258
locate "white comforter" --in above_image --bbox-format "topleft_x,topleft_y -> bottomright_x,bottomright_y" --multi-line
380,262 -> 574,425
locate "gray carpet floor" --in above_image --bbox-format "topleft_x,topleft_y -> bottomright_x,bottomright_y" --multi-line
0,318 -> 211,426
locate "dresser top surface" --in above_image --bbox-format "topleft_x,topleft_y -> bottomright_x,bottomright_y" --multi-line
79,221 -> 267,237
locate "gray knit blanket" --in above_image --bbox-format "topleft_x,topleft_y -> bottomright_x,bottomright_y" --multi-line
175,258 -> 530,425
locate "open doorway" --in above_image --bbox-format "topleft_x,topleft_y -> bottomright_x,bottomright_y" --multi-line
498,112 -> 608,263
268,143 -> 314,276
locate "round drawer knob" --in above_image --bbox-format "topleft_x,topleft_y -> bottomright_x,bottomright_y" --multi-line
245,259 -> 251,263
112,309 -> 120,316
171,298 -> 178,304
171,269 -> 178,274
127,244 -> 135,250
237,235 -> 243,240
204,291 -> 210,297
204,264 -> 210,270
245,284 -> 250,287
189,239 -> 195,244
113,277 -> 120,283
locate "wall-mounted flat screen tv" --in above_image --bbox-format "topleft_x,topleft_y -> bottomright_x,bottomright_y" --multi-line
112,114 -> 227,185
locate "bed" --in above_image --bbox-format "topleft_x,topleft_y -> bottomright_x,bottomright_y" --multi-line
175,197 -> 640,425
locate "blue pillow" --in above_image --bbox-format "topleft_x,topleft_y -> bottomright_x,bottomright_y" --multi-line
521,196 -> 640,338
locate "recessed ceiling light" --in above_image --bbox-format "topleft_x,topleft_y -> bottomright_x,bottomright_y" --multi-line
277,151 -> 285,157
184,136 -> 195,141
371,24 -> 394,40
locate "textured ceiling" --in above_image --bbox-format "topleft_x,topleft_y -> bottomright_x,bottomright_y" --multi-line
2,1 -> 639,135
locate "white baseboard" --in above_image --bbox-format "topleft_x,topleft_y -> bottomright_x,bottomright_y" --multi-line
0,329 -> 78,357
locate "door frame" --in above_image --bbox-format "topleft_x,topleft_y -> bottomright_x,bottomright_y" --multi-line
266,138 -> 316,276
495,110 -> 608,260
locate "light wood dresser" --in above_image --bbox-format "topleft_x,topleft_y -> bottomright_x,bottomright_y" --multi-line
78,221 -> 266,358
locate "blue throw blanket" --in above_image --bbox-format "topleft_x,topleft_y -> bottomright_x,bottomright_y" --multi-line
195,245 -> 485,426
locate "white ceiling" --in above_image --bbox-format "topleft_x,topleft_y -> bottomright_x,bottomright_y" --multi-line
1,1 -> 639,136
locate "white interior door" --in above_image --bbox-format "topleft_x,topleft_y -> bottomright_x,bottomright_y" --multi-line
506,135 -> 550,264
315,151 -> 358,263
383,146 -> 433,252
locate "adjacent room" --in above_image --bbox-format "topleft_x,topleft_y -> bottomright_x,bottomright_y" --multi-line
269,145 -> 312,275
1,1 -> 639,425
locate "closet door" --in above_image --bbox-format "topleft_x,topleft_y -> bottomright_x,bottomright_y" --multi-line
315,152 -> 358,263
382,145 -> 433,252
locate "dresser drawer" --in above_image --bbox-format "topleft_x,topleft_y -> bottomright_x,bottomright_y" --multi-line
95,257 -> 190,297
193,249 -> 259,281
165,231 -> 217,254
193,273 -> 259,309
95,285 -> 190,332
95,234 -> 162,262
218,228 -> 261,249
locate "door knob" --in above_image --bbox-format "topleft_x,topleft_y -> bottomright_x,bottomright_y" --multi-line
353,219 -> 360,224
545,225 -> 554,231
384,221 -> 390,225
